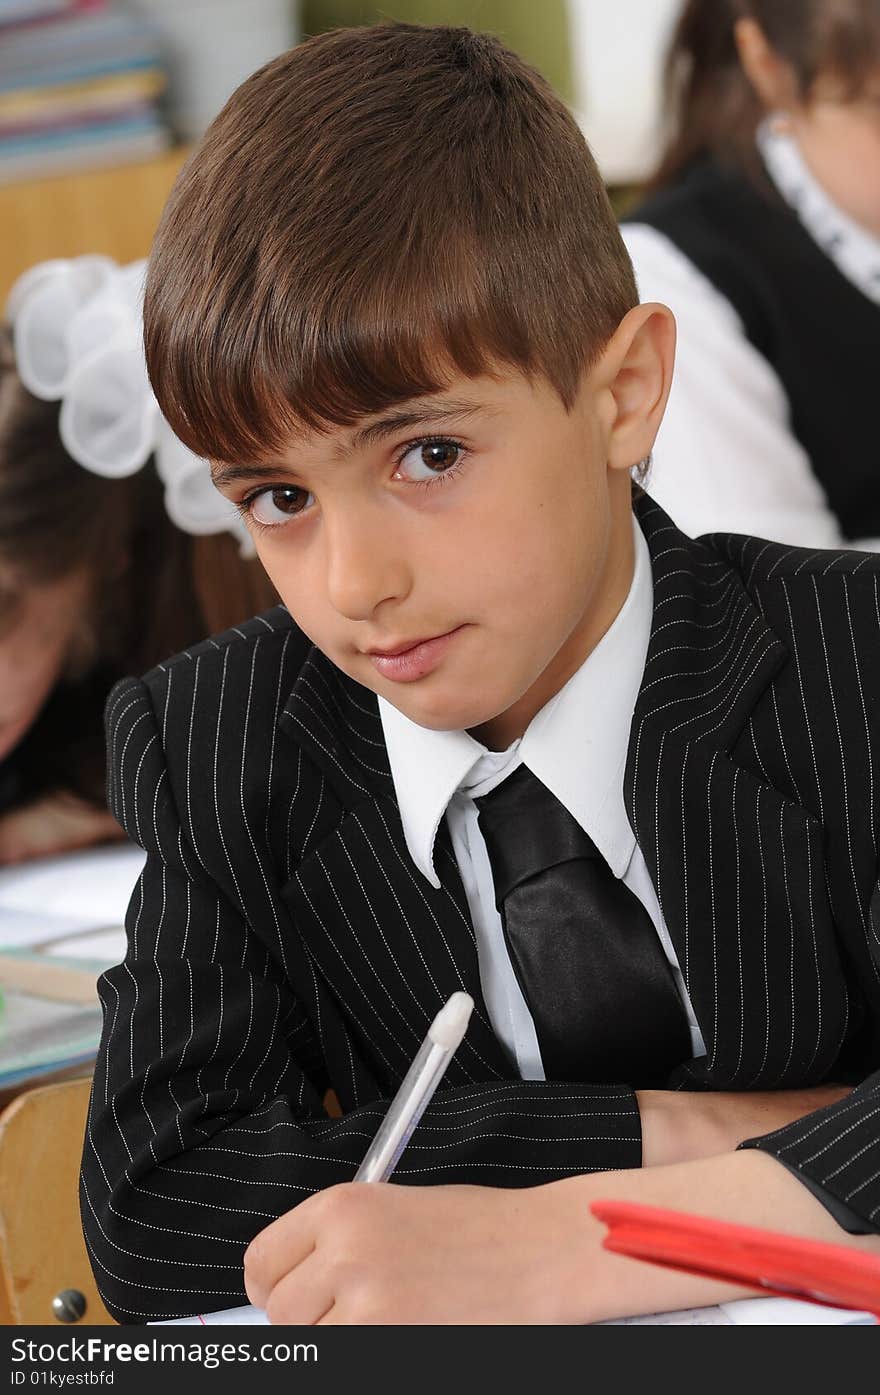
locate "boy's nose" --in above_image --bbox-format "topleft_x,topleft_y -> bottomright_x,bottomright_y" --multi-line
323,507 -> 411,621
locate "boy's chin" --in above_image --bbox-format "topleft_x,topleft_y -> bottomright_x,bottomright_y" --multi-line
342,651 -> 515,734
382,687 -> 504,735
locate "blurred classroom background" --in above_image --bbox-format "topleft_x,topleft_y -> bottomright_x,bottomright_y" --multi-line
0,0 -> 682,301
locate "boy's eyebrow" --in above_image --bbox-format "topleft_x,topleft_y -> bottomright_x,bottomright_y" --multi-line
210,399 -> 488,488
349,399 -> 485,449
210,461 -> 300,490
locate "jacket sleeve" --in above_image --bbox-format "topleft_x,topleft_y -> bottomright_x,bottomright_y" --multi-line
739,873 -> 880,1233
81,674 -> 641,1323
739,1067 -> 880,1233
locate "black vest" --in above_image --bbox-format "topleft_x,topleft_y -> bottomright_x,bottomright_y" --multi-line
627,161 -> 880,541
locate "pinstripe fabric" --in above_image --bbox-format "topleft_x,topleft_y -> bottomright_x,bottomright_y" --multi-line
81,497 -> 880,1321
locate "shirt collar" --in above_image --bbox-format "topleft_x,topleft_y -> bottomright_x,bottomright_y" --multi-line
379,513 -> 653,887
758,116 -> 880,306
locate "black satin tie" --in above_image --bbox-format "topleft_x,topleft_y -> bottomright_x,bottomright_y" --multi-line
475,764 -> 691,1085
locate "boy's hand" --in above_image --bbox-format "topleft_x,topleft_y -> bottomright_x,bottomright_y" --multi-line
244,1179 -> 606,1325
636,1084 -> 853,1167
244,1152 -> 880,1325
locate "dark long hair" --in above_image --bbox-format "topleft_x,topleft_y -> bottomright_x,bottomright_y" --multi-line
651,0 -> 880,189
0,327 -> 276,809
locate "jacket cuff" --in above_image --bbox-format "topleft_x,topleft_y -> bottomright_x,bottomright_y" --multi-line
736,1076 -> 880,1236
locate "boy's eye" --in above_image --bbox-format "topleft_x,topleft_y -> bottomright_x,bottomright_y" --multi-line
396,439 -> 463,481
249,486 -> 313,526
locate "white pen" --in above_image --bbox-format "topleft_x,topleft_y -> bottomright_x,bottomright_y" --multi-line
353,991 -> 474,1184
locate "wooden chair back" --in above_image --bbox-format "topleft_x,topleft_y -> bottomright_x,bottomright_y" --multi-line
0,1077 -> 114,1324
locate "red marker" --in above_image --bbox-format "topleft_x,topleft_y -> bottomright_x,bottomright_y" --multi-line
590,1200 -> 880,1320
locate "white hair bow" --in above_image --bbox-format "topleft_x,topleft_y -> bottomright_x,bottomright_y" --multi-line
8,255 -> 253,554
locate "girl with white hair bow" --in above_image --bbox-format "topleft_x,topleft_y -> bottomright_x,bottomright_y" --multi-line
0,256 -> 276,865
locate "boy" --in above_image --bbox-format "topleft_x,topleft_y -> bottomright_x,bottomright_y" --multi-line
82,24 -> 880,1323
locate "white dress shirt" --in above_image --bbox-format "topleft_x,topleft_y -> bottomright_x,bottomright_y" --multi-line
378,517 -> 705,1080
621,120 -> 880,551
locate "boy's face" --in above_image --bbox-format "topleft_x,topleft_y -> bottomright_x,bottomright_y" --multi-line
214,366 -> 635,749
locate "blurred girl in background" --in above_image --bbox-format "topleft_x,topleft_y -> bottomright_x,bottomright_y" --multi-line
623,0 -> 880,546
0,258 -> 276,864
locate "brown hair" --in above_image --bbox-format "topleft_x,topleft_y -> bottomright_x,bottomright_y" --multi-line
652,0 -> 880,189
144,22 -> 637,464
0,327 -> 276,806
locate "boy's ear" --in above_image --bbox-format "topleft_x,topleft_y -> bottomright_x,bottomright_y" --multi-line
592,302 -> 676,474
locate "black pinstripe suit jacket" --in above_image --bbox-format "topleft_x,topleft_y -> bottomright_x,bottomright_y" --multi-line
81,497 -> 880,1321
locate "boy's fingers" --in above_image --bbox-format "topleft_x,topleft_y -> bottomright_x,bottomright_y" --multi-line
263,1251 -> 334,1326
243,1216 -> 316,1308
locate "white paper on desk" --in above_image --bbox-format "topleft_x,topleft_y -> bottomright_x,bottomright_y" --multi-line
721,1296 -> 874,1325
159,1296 -> 874,1326
0,843 -> 144,952
606,1297 -> 874,1325
605,1306 -> 734,1325
153,1305 -> 269,1326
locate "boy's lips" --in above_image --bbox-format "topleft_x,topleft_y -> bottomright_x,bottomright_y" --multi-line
365,626 -> 466,682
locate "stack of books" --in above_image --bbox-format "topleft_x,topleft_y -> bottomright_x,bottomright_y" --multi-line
0,841 -> 140,1096
0,951 -> 104,1094
0,0 -> 172,184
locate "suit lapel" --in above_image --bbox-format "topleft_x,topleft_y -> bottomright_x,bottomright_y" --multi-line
278,643 -> 397,807
278,645 -> 511,1091
629,499 -> 850,1087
